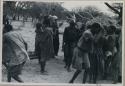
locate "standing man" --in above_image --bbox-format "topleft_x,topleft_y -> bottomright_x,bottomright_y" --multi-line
89,23 -> 105,83
63,20 -> 80,72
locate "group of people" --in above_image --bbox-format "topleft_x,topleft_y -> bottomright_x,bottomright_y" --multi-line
2,14 -> 122,84
63,19 -> 122,83
2,14 -> 60,82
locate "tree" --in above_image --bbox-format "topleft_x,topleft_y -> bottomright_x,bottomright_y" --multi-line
71,6 -> 103,23
105,2 -> 123,25
3,1 -> 16,18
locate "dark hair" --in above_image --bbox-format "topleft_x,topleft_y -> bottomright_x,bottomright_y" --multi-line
36,23 -> 42,29
90,23 -> 102,35
91,23 -> 102,29
86,25 -> 91,29
107,25 -> 116,34
3,24 -> 13,33
43,15 -> 50,27
115,28 -> 121,35
69,20 -> 76,27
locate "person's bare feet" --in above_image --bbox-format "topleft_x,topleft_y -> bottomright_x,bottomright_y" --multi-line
67,68 -> 71,72
41,71 -> 48,75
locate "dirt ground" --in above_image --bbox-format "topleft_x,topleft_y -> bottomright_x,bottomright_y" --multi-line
2,21 -> 121,84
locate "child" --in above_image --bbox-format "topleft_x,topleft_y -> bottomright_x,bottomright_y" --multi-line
69,29 -> 93,83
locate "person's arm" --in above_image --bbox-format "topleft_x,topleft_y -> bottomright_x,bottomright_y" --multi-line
63,27 -> 68,43
62,28 -> 68,51
24,42 -> 28,51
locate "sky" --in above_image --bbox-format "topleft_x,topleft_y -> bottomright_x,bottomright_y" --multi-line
60,1 -> 120,16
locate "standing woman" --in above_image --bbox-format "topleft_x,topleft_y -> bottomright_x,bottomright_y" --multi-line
2,24 -> 29,82
37,18 -> 54,75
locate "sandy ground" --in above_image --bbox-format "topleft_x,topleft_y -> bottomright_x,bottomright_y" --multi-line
2,21 -> 121,84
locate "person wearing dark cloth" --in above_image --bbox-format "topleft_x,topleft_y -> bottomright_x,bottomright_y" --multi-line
103,25 -> 118,83
35,20 -> 42,63
63,20 -> 80,72
88,23 -> 105,83
51,16 -> 59,56
69,29 -> 93,83
43,15 -> 51,27
2,24 -> 29,82
36,19 -> 54,75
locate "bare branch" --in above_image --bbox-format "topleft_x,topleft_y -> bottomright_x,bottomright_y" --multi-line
105,2 -> 120,15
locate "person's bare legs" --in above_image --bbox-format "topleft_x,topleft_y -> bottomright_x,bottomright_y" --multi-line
7,71 -> 11,82
69,70 -> 82,83
12,75 -> 23,82
83,68 -> 89,83
40,61 -> 48,75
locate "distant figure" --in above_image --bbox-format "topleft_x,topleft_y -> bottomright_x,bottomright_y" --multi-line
50,16 -> 59,56
2,24 -> 29,82
3,15 -> 9,25
69,29 -> 93,83
63,20 -> 80,72
35,18 -> 54,75
35,20 -> 42,63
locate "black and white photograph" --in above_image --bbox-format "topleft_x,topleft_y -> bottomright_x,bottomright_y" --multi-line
1,0 -> 124,84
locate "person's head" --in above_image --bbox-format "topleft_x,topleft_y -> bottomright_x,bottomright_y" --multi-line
83,30 -> 92,41
3,24 -> 13,33
86,25 -> 92,30
69,20 -> 76,27
36,23 -> 42,29
115,28 -> 121,35
107,25 -> 116,35
43,15 -> 50,27
76,22 -> 83,30
90,23 -> 102,35
51,15 -> 58,22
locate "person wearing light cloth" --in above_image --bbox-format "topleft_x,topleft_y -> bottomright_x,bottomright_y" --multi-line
69,29 -> 93,83
2,24 -> 29,82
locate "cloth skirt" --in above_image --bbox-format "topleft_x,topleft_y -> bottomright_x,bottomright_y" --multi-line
7,62 -> 25,76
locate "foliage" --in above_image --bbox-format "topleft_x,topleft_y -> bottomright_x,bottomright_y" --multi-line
3,1 -> 66,20
86,15 -> 117,28
71,6 -> 103,23
105,2 -> 123,25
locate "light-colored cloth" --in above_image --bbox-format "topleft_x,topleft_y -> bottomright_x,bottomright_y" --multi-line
77,30 -> 93,52
72,47 -> 90,70
3,31 -> 29,66
72,30 -> 93,70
